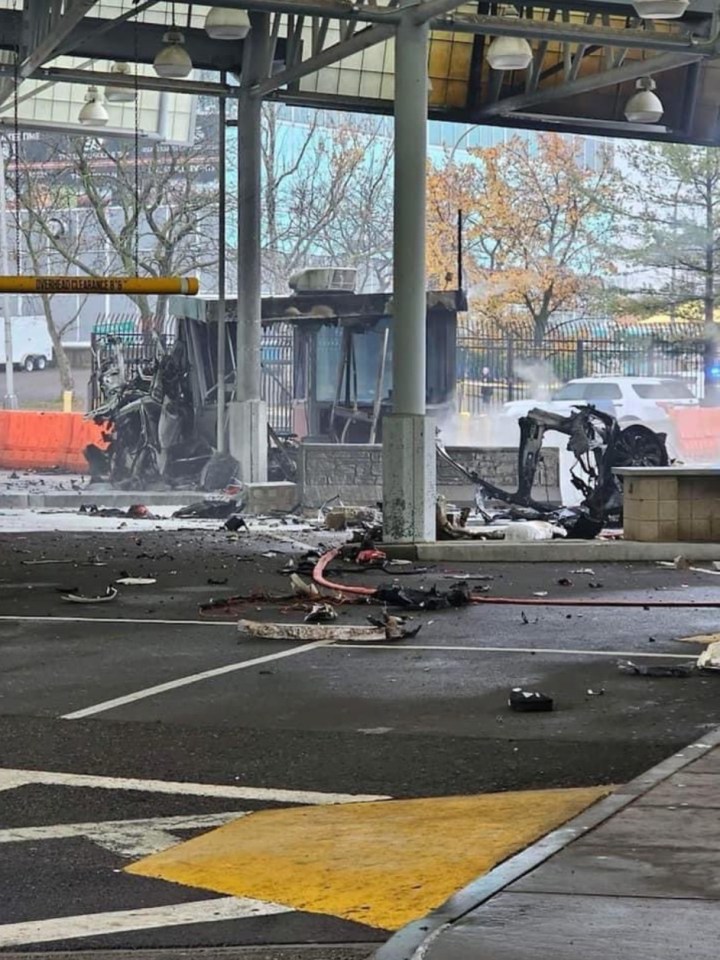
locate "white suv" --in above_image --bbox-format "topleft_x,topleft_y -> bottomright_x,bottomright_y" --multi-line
503,376 -> 697,430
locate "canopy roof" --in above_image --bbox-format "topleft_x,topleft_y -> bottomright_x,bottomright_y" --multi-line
0,1 -> 717,143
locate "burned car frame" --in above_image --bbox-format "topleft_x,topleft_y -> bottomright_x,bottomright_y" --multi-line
438,405 -> 669,536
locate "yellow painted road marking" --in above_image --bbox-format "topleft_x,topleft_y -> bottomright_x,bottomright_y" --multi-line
127,786 -> 609,930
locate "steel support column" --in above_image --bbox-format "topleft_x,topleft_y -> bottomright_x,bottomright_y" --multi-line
382,15 -> 435,543
229,15 -> 269,482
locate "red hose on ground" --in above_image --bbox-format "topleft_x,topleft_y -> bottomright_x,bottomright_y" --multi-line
312,548 -> 720,608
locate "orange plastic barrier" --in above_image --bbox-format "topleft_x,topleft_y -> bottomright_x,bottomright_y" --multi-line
0,411 -> 107,472
668,406 -> 720,461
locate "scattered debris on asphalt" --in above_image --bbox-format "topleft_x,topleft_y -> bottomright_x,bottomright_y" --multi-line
115,577 -> 156,585
588,581 -> 604,589
290,573 -> 320,598
586,688 -> 605,696
617,659 -> 696,678
79,504 -> 155,519
373,580 -> 471,610
207,576 -> 229,586
572,568 -> 596,576
532,591 -> 549,597
324,504 -> 382,531
61,586 -> 118,604
238,619 -> 386,642
21,558 -> 74,565
224,515 -> 249,532
173,498 -> 240,520
697,641 -> 720,671
557,577 -> 573,587
504,521 -> 567,541
367,613 -> 422,640
304,603 -> 337,624
508,687 -> 554,712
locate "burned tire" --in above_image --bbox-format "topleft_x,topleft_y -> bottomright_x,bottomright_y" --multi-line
614,424 -> 669,469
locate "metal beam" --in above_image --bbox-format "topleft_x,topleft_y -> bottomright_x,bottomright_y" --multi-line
0,64 -> 241,99
19,0 -> 97,78
433,13 -> 710,52
253,22 -> 394,96
478,50 -> 703,117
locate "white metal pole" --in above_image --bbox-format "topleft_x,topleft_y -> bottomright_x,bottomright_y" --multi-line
0,146 -> 17,408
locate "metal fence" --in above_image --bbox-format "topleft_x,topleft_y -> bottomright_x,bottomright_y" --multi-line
261,323 -> 294,436
456,330 -> 705,412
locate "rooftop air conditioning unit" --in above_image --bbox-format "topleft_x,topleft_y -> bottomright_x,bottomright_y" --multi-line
289,267 -> 357,293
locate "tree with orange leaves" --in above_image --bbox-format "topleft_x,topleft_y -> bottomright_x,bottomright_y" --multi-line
427,133 -> 619,344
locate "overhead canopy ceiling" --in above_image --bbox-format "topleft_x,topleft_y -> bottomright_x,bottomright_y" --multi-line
0,0 -> 718,144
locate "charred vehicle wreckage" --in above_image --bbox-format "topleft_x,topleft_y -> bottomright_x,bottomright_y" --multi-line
85,335 -> 241,490
438,406 -> 669,539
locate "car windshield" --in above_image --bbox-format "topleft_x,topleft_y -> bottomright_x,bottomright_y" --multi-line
551,384 -> 589,400
632,381 -> 695,400
551,382 -> 622,401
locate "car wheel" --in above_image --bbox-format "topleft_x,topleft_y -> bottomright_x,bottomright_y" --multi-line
33,355 -> 47,371
23,356 -> 34,372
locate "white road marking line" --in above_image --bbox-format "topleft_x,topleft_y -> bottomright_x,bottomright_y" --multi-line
332,643 -> 695,659
0,767 -> 389,805
0,812 -> 248,858
0,615 -> 234,627
62,639 -> 330,720
0,770 -> 31,792
0,896 -> 292,947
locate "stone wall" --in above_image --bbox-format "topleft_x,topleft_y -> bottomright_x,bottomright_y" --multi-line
299,443 -> 560,507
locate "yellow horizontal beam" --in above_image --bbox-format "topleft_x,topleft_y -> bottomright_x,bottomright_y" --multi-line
0,276 -> 199,296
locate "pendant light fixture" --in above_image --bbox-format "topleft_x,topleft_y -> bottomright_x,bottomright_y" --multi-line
153,30 -> 193,79
624,77 -> 664,123
487,9 -> 533,71
78,86 -> 109,125
204,6 -> 251,39
104,62 -> 137,103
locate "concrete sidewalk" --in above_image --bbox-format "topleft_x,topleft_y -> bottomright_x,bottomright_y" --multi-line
375,726 -> 720,960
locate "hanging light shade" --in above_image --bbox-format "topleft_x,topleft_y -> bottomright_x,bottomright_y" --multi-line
486,10 -> 532,71
153,30 -> 193,79
624,76 -> 663,123
78,86 -> 109,125
632,0 -> 688,18
104,62 -> 136,103
204,6 -> 251,39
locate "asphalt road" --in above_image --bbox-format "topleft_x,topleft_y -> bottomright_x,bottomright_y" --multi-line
2,367 -> 91,410
1,528 -> 719,955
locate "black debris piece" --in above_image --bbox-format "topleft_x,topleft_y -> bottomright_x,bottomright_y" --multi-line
173,498 -> 239,520
508,687 -> 554,712
373,580 -> 472,611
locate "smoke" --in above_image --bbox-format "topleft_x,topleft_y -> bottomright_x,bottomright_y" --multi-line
512,359 -> 559,401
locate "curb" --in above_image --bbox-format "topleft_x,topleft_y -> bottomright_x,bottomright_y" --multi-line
372,724 -> 720,960
383,539 -> 720,563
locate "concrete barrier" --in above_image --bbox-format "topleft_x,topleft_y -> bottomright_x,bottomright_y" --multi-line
298,443 -> 560,507
0,411 -> 106,472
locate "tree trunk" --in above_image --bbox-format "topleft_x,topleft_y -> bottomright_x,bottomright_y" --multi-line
703,170 -> 718,404
41,294 -> 74,393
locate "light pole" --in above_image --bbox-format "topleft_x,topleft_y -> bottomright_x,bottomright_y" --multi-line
0,139 -> 17,409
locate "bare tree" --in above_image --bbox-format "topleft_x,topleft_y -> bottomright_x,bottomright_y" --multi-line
258,105 -> 393,293
9,117 -> 222,355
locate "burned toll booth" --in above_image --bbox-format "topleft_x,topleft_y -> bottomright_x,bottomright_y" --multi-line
85,275 -> 464,489
172,281 -> 466,445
